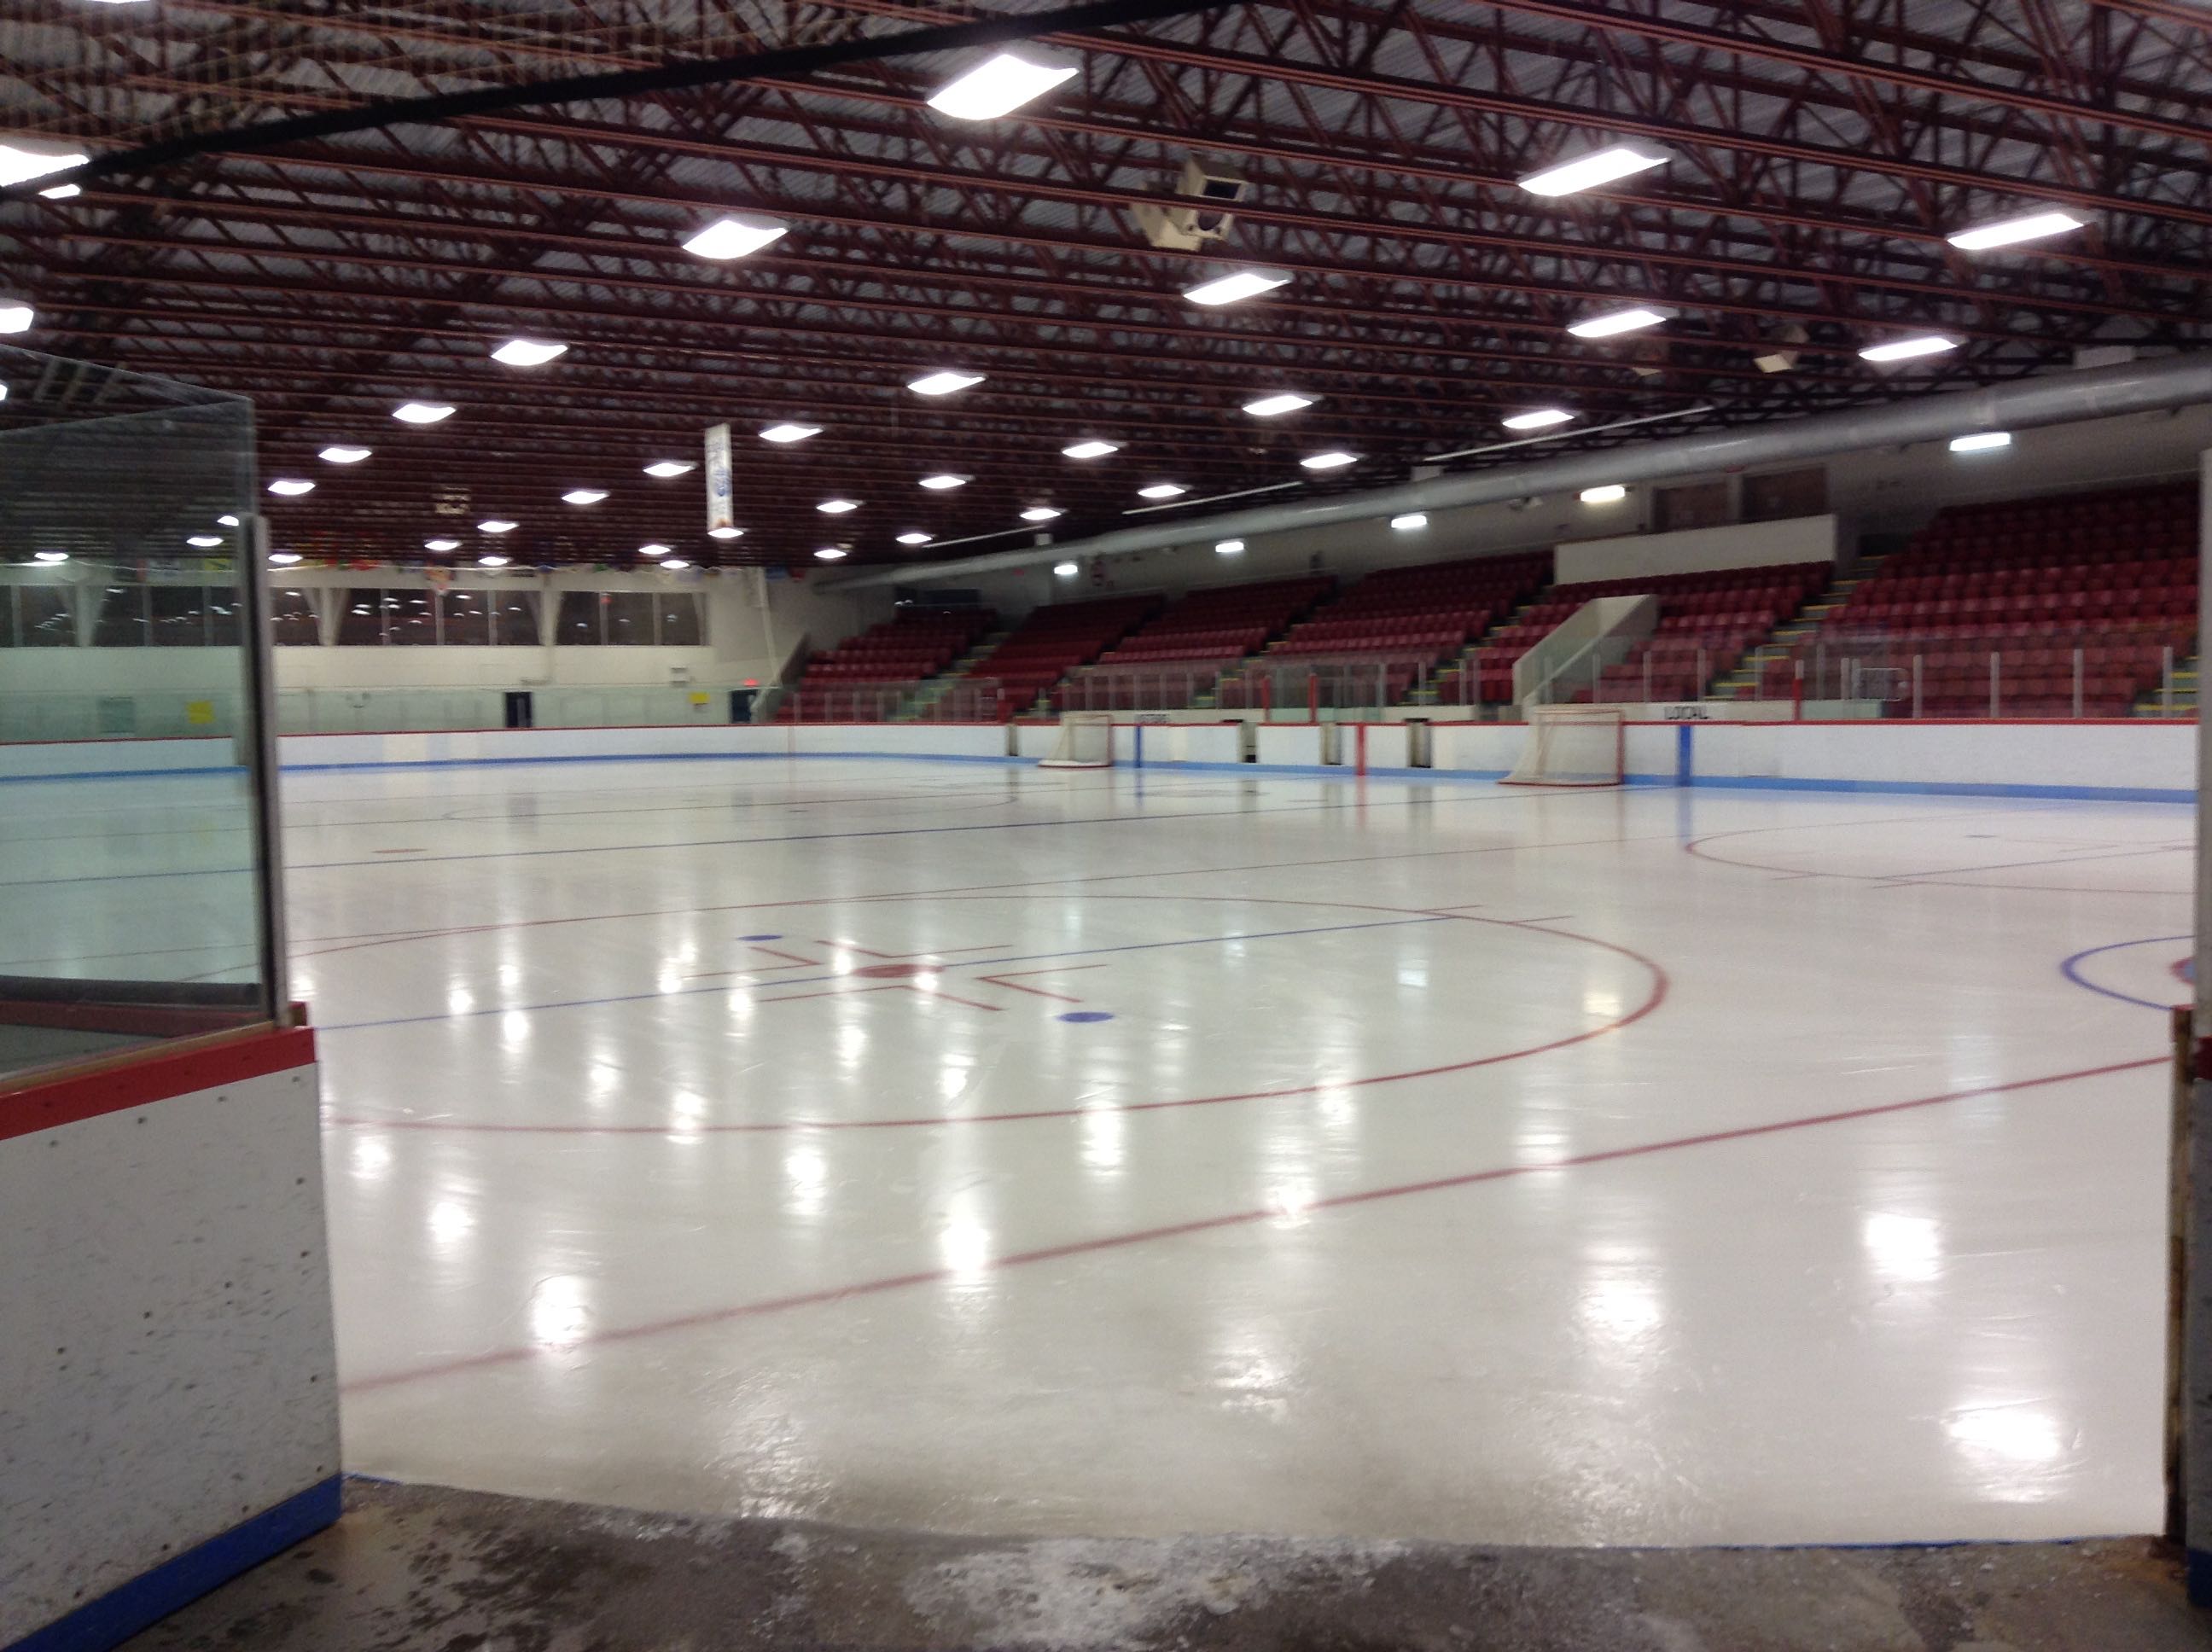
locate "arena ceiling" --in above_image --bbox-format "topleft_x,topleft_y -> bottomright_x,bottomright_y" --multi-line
3,0 -> 2209,571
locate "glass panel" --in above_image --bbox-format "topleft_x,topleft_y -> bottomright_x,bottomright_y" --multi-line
555,590 -> 602,644
270,588 -> 319,645
386,588 -> 437,646
92,581 -> 148,647
440,587 -> 492,645
655,592 -> 701,647
336,588 -> 386,645
493,588 -> 539,646
148,585 -> 210,647
17,585 -> 73,648
604,591 -> 654,644
0,342 -> 276,1082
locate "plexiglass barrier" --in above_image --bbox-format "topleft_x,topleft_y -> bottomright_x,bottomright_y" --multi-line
1736,629 -> 2190,718
0,345 -> 283,1084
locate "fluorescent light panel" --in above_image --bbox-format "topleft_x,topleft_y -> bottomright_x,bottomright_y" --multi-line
562,488 -> 608,505
1580,484 -> 1628,503
32,550 -> 67,563
817,498 -> 859,514
1949,431 -> 2013,453
1300,451 -> 1357,470
1518,143 -> 1668,197
708,526 -> 744,540
478,555 -> 510,567
644,460 -> 696,477
266,478 -> 314,496
908,369 -> 984,397
682,215 -> 786,260
1215,539 -> 1245,555
814,547 -> 847,561
1053,561 -> 1079,576
1243,392 -> 1315,417
491,337 -> 568,367
0,303 -> 30,335
0,135 -> 88,189
639,543 -> 673,556
1390,513 -> 1427,531
1947,210 -> 2083,252
38,183 -> 79,200
477,519 -> 517,533
393,401 -> 453,423
1503,408 -> 1574,430
760,422 -> 820,444
1062,440 -> 1119,459
1183,267 -> 1291,306
926,51 -> 1078,121
898,532 -> 934,545
186,534 -> 224,548
919,474 -> 968,491
318,445 -> 371,463
424,538 -> 461,551
1021,506 -> 1062,521
269,551 -> 302,566
1137,483 -> 1188,500
1860,334 -> 1956,363
1568,305 -> 1668,340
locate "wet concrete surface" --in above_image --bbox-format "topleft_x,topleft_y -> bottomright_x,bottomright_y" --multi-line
122,1479 -> 2212,1651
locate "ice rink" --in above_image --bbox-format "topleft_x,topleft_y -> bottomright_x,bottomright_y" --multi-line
5,756 -> 2190,1545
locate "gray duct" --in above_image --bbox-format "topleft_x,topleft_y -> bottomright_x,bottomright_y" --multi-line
824,353 -> 2212,590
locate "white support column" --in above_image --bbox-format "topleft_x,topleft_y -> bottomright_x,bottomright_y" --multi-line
2186,448 -> 2212,1601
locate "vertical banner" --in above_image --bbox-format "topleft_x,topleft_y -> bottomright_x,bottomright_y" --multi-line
705,422 -> 734,532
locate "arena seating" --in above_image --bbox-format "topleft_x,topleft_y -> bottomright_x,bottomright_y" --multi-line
775,607 -> 994,720
1767,483 -> 2197,715
1065,576 -> 1334,707
1218,553 -> 1550,708
958,595 -> 1159,717
1465,562 -> 1828,703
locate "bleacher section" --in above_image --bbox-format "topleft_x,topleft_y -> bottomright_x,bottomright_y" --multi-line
1063,577 -> 1334,709
775,607 -> 994,721
962,595 -> 1158,718
1766,483 -> 2197,716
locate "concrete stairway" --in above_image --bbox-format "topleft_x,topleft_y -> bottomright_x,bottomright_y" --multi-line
1711,552 -> 1890,701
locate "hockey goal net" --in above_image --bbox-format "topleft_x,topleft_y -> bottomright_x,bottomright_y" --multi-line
1502,705 -> 1624,787
1039,711 -> 1114,768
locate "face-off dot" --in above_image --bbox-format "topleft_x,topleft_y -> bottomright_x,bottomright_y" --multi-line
1057,1011 -> 1114,1023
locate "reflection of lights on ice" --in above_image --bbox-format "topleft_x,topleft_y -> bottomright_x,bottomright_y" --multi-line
940,1061 -> 971,1101
940,1192 -> 992,1280
1862,1212 -> 1942,1283
427,1198 -> 474,1244
501,1010 -> 531,1044
1267,1176 -> 1317,1224
1578,1276 -> 1662,1341
1081,1107 -> 1124,1172
351,1137 -> 393,1178
530,1275 -> 592,1348
1580,984 -> 1623,1017
1947,1404 -> 2067,1500
784,1147 -> 827,1216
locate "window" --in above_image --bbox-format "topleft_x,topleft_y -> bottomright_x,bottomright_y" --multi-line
440,588 -> 492,645
149,585 -> 210,647
1655,480 -> 1731,532
555,590 -> 602,645
16,586 -> 71,648
604,592 -> 655,644
336,589 -> 385,645
92,583 -> 149,647
656,593 -> 702,646
493,589 -> 539,646
387,589 -> 437,646
1744,465 -> 1827,523
271,589 -> 319,646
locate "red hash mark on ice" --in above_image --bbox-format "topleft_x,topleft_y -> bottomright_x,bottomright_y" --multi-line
975,963 -> 1109,1003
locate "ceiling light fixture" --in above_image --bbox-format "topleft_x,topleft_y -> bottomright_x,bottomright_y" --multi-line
1215,538 -> 1245,555
1183,267 -> 1291,306
898,532 -> 934,546
266,478 -> 314,496
393,401 -> 454,424
644,459 -> 696,477
1949,431 -> 2013,453
0,135 -> 88,189
1568,305 -> 1668,340
38,182 -> 79,201
908,369 -> 985,397
1300,451 -> 1358,470
639,543 -> 673,557
32,550 -> 67,564
1021,506 -> 1063,522
814,547 -> 848,561
926,49 -> 1079,121
478,554 -> 511,567
918,474 -> 968,491
424,538 -> 461,552
681,214 -> 787,260
1243,391 -> 1316,417
491,337 -> 568,367
760,422 -> 820,444
708,526 -> 744,540
1502,408 -> 1575,430
562,488 -> 608,505
1053,561 -> 1079,576
317,445 -> 371,464
269,551 -> 303,566
1947,210 -> 2084,252
1137,483 -> 1188,499
1389,513 -> 1427,531
186,534 -> 224,548
1518,143 -> 1668,198
477,519 -> 518,533
0,301 -> 35,334
661,558 -> 690,570
1860,334 -> 1958,363
1062,439 -> 1119,459
817,498 -> 859,515
1580,484 -> 1629,503
218,515 -> 241,527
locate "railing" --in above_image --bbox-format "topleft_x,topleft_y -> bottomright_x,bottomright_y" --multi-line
774,680 -> 1010,722
1736,628 -> 2191,718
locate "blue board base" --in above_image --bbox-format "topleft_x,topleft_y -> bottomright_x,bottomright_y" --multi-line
7,1476 -> 341,1652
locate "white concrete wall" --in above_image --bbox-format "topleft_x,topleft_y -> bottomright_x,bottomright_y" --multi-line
1557,515 -> 1839,585
0,1045 -> 337,1649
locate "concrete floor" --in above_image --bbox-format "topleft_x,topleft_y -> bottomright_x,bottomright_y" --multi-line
125,1479 -> 2212,1651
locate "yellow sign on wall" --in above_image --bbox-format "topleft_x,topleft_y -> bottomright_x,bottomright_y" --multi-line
689,691 -> 711,706
185,701 -> 215,725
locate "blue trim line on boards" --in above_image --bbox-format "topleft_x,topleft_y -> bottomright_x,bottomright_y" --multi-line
283,749 -> 1028,775
1685,773 -> 2194,804
0,765 -> 244,786
5,1475 -> 340,1652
